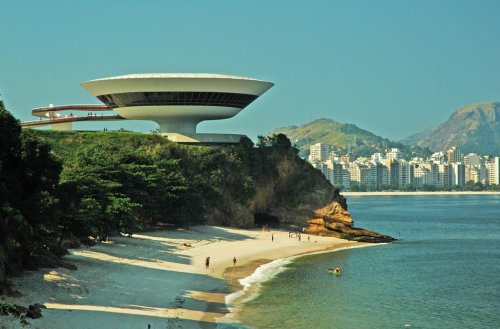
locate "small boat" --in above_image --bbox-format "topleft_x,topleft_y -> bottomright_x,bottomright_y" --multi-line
327,268 -> 341,276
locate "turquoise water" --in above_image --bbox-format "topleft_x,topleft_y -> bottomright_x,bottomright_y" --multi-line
230,195 -> 500,329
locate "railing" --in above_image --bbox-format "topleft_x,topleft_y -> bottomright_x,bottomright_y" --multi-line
21,115 -> 124,127
32,104 -> 112,114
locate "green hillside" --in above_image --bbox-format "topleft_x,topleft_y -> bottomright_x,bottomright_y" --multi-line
28,130 -> 333,229
269,118 -> 430,158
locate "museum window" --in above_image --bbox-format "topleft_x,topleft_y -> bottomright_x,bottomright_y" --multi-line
97,92 -> 258,109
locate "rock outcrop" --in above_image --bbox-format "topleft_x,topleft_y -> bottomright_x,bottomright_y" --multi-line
304,189 -> 396,243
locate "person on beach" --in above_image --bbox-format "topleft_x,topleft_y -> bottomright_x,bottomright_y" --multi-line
205,257 -> 210,269
308,235 -> 310,242
272,234 -> 274,242
233,257 -> 237,268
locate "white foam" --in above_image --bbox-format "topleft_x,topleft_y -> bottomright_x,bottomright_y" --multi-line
218,243 -> 381,326
225,257 -> 292,307
218,257 -> 295,326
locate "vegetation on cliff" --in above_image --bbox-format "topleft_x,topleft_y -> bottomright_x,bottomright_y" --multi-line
1,100 -> 64,291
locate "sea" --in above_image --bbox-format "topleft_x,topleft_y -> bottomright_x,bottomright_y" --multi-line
219,194 -> 500,329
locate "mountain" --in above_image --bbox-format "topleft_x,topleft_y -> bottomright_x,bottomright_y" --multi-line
401,102 -> 500,155
268,118 -> 429,158
401,125 -> 439,146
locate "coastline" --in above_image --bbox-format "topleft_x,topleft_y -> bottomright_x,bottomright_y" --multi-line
217,243 -> 376,327
4,226 -> 367,329
343,191 -> 500,196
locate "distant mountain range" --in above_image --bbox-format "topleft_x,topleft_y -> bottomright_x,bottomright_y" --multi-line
268,102 -> 500,158
401,102 -> 500,155
268,118 -> 429,158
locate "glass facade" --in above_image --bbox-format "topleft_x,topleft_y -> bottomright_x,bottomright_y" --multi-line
97,92 -> 258,109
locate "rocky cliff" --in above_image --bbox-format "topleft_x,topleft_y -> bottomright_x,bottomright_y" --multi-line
204,144 -> 334,227
304,189 -> 396,243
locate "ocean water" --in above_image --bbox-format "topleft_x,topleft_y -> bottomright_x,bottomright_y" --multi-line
224,195 -> 500,329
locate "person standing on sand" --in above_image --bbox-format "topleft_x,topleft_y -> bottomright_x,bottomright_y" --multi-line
205,257 -> 210,269
272,234 -> 274,242
233,257 -> 237,268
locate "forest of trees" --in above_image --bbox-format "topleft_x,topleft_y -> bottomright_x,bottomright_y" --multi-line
1,100 -> 65,289
0,100 -> 331,290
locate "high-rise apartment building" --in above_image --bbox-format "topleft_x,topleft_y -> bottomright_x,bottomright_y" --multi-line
434,163 -> 451,188
413,163 -> 432,188
385,159 -> 400,188
488,157 -> 500,185
446,146 -> 462,164
399,160 -> 414,188
309,143 -> 331,162
348,163 -> 371,187
369,162 -> 388,190
450,162 -> 466,188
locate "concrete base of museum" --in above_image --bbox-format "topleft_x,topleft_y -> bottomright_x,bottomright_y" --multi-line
158,133 -> 246,144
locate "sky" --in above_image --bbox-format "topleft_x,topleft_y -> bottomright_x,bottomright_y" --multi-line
1,0 -> 500,141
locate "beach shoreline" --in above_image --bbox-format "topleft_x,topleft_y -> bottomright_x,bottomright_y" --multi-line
217,242 -> 376,327
4,226 -> 368,329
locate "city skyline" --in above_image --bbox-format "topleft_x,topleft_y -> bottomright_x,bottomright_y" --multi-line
307,142 -> 500,190
1,1 -> 500,141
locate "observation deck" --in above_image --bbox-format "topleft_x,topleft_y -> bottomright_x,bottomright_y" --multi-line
21,104 -> 124,130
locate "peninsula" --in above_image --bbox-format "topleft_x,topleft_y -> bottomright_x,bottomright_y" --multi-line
1,102 -> 394,327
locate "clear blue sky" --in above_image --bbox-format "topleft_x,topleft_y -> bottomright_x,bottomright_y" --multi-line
1,0 -> 499,141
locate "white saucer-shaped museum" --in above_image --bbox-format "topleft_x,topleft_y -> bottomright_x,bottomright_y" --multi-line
81,73 -> 274,142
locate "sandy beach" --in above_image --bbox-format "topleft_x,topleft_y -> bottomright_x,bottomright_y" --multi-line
3,226 -> 364,329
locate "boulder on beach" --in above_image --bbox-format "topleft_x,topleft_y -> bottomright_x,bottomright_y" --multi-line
304,189 -> 396,243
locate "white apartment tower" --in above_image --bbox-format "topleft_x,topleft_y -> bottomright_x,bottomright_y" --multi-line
446,146 -> 462,164
413,163 -> 432,188
488,157 -> 500,185
309,143 -> 331,162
